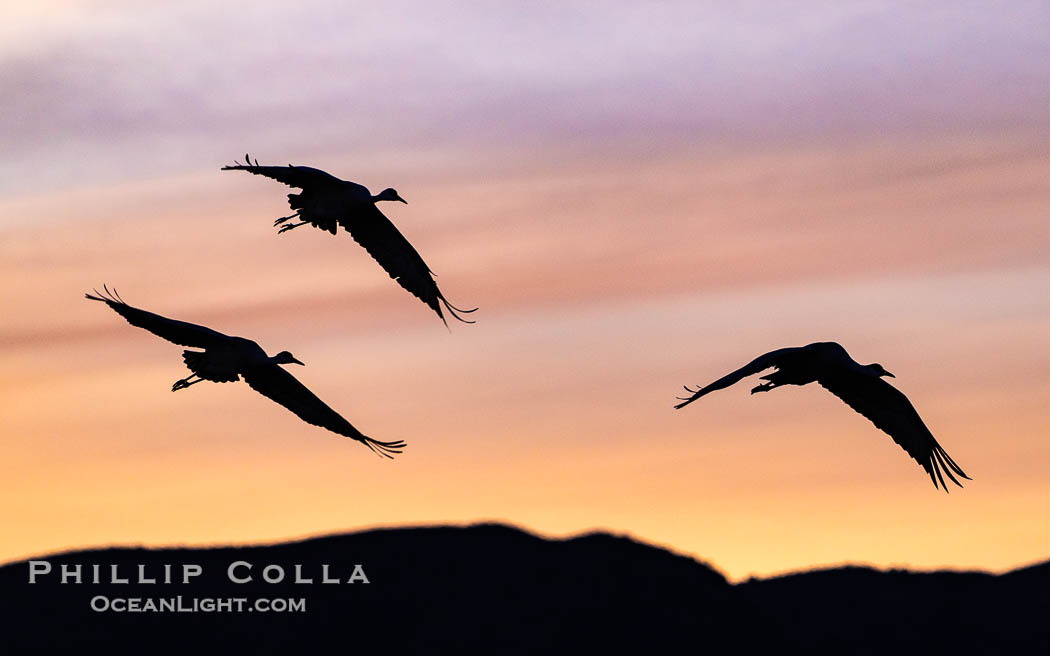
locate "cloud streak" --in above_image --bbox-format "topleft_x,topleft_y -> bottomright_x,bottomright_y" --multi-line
3,1 -> 1048,196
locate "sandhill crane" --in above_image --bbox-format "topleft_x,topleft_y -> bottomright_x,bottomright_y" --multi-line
674,342 -> 970,491
222,155 -> 476,327
85,286 -> 405,458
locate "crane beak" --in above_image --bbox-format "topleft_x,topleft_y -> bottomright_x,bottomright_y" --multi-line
291,357 -> 305,366
885,371 -> 895,378
397,196 -> 408,204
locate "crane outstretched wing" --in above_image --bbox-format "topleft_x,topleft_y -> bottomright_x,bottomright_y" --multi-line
242,364 -> 406,458
222,154 -> 476,325
674,346 -> 804,409
819,374 -> 970,491
221,155 -> 344,189
340,204 -> 477,326
85,286 -> 230,348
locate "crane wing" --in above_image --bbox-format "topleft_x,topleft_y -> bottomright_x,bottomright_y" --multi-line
819,374 -> 969,491
674,347 -> 804,409
340,204 -> 476,326
85,287 -> 230,348
242,365 -> 406,458
221,155 -> 344,189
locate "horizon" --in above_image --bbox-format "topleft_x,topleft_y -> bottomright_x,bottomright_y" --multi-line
5,520 -> 1047,584
3,1 -> 1048,583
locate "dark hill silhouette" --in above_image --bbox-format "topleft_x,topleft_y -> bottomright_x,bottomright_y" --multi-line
738,564 -> 1050,654
1,523 -> 1046,654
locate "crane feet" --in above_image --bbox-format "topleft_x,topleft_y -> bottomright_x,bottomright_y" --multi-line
273,213 -> 300,226
172,376 -> 202,392
750,382 -> 774,394
277,221 -> 308,234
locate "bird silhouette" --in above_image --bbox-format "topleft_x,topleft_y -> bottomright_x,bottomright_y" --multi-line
85,286 -> 405,458
674,341 -> 969,491
222,154 -> 476,327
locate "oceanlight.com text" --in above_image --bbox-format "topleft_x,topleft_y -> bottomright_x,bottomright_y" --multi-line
90,595 -> 306,613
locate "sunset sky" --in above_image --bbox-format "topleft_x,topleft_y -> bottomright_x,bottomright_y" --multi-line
3,1 -> 1048,581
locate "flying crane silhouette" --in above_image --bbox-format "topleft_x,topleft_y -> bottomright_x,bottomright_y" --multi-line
85,286 -> 405,458
674,342 -> 970,491
222,155 -> 476,327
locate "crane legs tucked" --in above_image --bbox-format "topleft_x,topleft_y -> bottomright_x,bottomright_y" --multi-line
273,213 -> 300,226
277,221 -> 310,234
751,381 -> 776,394
172,375 -> 204,392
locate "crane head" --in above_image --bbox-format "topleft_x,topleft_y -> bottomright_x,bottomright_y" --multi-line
274,351 -> 305,366
377,188 -> 407,204
867,363 -> 894,378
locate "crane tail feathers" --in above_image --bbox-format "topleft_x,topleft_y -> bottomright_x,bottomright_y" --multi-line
362,436 -> 407,459
928,444 -> 970,492
931,455 -> 948,492
436,293 -> 477,327
673,395 -> 699,410
935,450 -> 958,488
85,285 -> 125,305
937,445 -> 970,480
221,153 -> 257,171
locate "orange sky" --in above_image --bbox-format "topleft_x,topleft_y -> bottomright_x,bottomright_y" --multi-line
2,1 -> 1048,581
